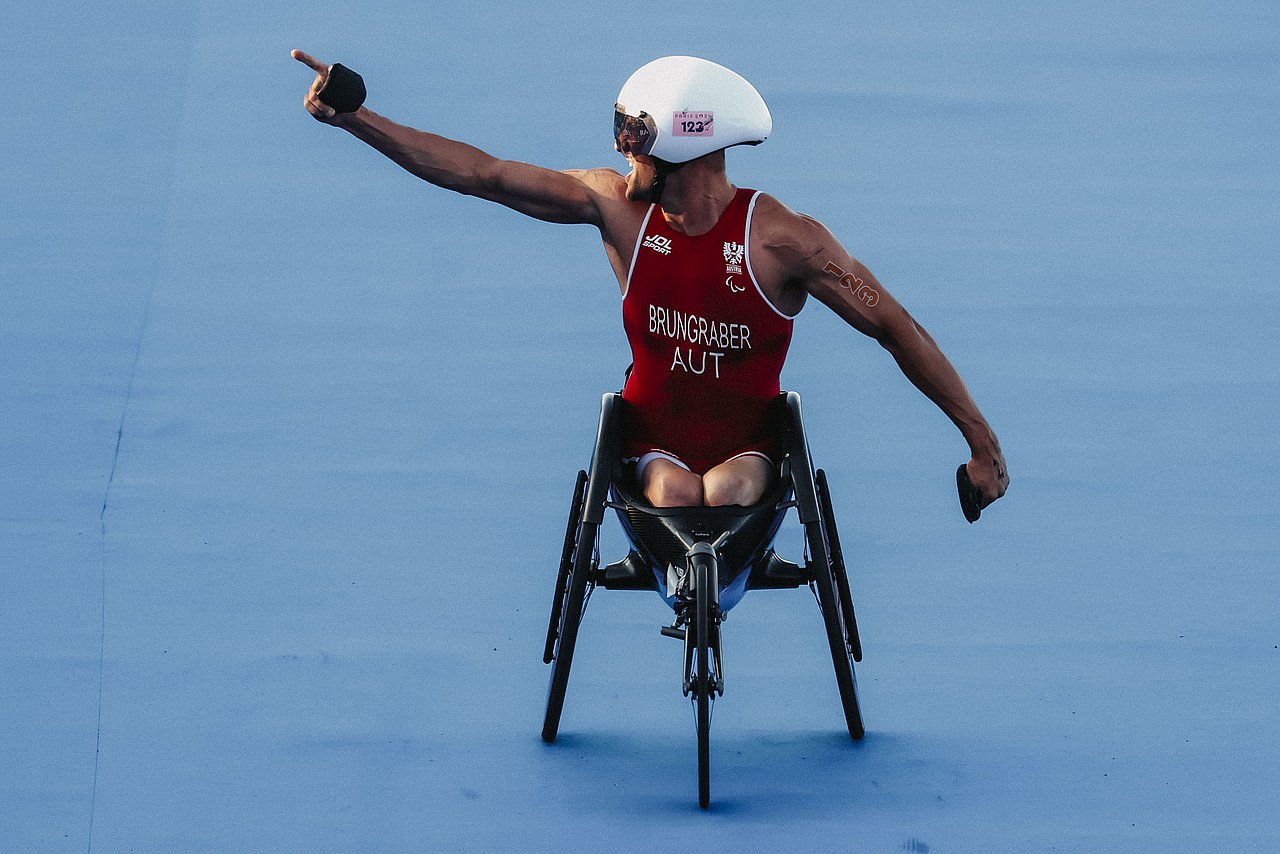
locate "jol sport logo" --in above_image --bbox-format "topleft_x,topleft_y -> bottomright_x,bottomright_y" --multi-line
643,233 -> 674,255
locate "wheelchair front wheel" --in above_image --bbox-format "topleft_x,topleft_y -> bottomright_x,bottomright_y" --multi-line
692,549 -> 714,809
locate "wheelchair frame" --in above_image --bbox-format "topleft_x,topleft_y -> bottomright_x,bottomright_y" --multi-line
541,391 -> 864,809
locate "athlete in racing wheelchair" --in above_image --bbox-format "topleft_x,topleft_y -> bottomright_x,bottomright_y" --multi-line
294,48 -> 1007,811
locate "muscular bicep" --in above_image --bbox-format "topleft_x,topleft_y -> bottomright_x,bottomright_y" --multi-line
469,161 -> 618,226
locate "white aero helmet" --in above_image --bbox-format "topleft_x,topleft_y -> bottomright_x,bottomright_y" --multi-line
613,56 -> 772,164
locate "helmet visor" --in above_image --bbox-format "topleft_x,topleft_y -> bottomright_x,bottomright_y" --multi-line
614,106 -> 656,156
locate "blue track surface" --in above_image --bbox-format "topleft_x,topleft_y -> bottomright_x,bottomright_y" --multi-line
4,2 -> 1278,851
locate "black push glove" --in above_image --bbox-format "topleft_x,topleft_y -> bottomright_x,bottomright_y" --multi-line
318,63 -> 366,114
956,464 -> 982,523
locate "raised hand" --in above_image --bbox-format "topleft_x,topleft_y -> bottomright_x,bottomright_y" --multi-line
291,49 -> 338,122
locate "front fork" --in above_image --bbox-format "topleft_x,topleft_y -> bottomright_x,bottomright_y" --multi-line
668,542 -> 725,697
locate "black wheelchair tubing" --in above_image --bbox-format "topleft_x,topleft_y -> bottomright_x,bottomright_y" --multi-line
541,519 -> 598,743
807,519 -> 865,740
816,469 -> 862,664
544,470 -> 588,664
582,395 -> 621,526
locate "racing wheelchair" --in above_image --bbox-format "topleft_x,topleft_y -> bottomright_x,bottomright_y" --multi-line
540,391 -> 864,809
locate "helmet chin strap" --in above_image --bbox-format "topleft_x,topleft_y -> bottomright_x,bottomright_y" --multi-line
650,157 -> 687,204
650,170 -> 666,203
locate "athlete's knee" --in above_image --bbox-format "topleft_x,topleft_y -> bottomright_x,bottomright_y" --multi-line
704,472 -> 763,507
646,470 -> 704,508
703,458 -> 771,507
704,481 -> 756,507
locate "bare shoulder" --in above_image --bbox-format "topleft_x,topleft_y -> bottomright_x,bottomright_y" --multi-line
569,167 -> 650,243
565,167 -> 629,197
752,192 -> 901,337
750,192 -> 840,279
568,167 -> 644,226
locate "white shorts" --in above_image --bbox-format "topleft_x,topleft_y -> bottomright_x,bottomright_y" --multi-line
626,448 -> 774,481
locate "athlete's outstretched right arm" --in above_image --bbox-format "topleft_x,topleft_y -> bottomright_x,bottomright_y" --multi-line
293,50 -> 606,227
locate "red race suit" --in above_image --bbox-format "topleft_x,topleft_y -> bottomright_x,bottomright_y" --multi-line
621,188 -> 797,474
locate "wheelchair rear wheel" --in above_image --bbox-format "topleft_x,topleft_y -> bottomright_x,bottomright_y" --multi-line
544,470 -> 588,665
542,504 -> 598,743
816,469 -> 862,662
807,514 -> 865,741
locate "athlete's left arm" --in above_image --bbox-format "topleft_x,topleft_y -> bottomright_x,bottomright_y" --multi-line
761,200 -> 1009,511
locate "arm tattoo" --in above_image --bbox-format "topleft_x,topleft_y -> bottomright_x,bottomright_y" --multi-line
823,261 -> 880,307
